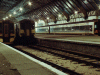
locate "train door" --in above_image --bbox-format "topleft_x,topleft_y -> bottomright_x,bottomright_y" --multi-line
3,24 -> 10,42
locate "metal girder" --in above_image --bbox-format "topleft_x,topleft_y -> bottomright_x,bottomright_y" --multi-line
93,0 -> 100,10
80,0 -> 90,11
71,0 -> 88,20
55,0 -> 70,22
87,0 -> 96,10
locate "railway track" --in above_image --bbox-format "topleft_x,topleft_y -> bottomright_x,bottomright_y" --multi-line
29,45 -> 100,68
12,45 -> 100,75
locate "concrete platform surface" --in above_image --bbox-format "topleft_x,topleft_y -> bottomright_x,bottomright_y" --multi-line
0,42 -> 68,75
35,34 -> 100,45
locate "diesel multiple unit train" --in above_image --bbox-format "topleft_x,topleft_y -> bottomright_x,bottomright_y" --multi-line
0,19 -> 100,43
0,19 -> 35,44
0,20 -> 15,42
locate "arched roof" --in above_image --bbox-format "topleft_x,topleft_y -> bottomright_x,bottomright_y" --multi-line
0,0 -> 100,23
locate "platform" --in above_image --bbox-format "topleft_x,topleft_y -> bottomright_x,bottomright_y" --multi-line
35,34 -> 100,44
0,42 -> 67,75
35,34 -> 100,57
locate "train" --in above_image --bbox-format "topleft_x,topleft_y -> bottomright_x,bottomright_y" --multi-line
36,19 -> 100,35
0,20 -> 15,43
14,19 -> 36,45
0,19 -> 35,45
0,19 -> 100,44
17,19 -> 35,38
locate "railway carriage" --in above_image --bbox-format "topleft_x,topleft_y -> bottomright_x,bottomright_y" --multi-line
36,19 -> 100,35
18,19 -> 35,37
14,19 -> 35,45
0,20 -> 15,43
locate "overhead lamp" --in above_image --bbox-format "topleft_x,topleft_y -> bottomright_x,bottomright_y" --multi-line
84,0 -> 88,4
47,17 -> 49,20
6,16 -> 8,19
74,11 -> 78,14
58,14 -> 62,17
28,1 -> 32,6
9,14 -> 12,17
19,7 -> 23,11
13,11 -> 16,14
3,18 -> 5,20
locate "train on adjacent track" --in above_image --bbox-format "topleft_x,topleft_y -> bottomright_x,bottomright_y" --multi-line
0,19 -> 100,44
36,19 -> 100,35
0,19 -> 35,44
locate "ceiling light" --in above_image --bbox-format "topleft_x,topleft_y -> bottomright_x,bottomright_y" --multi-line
58,14 -> 62,17
75,11 -> 78,14
84,0 -> 88,4
9,14 -> 12,17
13,11 -> 16,14
47,17 -> 49,20
6,16 -> 8,19
19,7 -> 23,11
28,1 -> 32,6
3,18 -> 5,20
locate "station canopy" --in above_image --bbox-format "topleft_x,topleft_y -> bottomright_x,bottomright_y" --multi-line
0,0 -> 100,23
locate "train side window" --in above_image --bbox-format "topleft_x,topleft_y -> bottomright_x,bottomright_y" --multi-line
95,22 -> 98,29
95,25 -> 97,28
